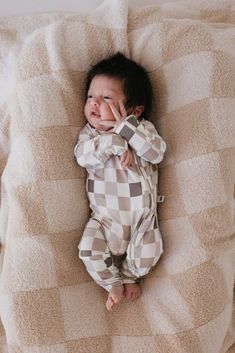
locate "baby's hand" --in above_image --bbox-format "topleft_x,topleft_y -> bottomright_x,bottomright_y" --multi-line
109,100 -> 127,124
98,100 -> 127,131
120,148 -> 133,168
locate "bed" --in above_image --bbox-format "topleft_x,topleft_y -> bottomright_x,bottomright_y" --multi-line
0,0 -> 235,352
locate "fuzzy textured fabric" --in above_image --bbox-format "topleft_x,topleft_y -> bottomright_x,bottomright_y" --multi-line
0,0 -> 235,352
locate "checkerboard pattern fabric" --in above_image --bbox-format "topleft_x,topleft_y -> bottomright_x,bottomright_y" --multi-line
75,116 -> 165,291
0,0 -> 235,352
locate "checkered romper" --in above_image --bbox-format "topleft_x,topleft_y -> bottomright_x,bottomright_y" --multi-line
74,115 -> 166,292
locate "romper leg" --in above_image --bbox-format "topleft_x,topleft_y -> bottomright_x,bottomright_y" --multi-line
79,218 -> 123,292
122,221 -> 163,278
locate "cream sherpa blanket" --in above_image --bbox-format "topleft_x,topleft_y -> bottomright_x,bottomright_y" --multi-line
0,1 -> 235,352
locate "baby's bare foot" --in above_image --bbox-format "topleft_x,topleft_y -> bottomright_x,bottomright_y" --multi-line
106,285 -> 124,311
124,283 -> 142,301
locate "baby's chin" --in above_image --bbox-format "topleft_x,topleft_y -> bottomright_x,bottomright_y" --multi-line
91,123 -> 113,132
98,127 -> 113,133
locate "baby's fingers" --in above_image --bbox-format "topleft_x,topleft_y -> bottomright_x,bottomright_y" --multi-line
118,100 -> 127,118
121,149 -> 133,168
120,151 -> 126,164
126,151 -> 133,167
109,102 -> 122,122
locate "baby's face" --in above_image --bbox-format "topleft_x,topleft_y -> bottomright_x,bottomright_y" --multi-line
84,75 -> 126,131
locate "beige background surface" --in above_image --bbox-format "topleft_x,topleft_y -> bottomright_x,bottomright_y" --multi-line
1,0 -> 193,16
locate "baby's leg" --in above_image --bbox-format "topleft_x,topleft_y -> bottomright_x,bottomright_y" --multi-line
119,224 -> 163,300
124,226 -> 163,278
79,218 -> 124,310
120,263 -> 142,301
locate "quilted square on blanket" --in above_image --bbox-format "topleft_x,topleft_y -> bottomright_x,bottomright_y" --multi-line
0,0 -> 234,352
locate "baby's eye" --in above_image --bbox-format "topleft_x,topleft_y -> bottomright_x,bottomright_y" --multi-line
104,96 -> 112,100
87,95 -> 93,99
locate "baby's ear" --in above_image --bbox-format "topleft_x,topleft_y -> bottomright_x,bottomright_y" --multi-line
133,105 -> 144,118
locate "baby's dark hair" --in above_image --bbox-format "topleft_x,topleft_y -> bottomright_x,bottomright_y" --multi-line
85,52 -> 153,118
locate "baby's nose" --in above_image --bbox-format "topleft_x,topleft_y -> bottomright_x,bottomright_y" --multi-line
92,98 -> 99,106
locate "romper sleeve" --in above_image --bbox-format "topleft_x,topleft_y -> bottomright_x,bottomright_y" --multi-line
74,124 -> 128,171
115,115 -> 166,164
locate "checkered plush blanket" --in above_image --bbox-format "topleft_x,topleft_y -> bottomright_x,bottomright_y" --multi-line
0,0 -> 235,352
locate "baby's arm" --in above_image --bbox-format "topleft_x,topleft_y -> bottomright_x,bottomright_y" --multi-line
100,101 -> 166,165
74,124 -> 128,170
115,116 -> 166,164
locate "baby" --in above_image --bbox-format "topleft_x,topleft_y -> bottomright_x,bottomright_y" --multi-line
74,52 -> 166,310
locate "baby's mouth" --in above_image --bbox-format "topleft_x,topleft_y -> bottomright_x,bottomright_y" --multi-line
91,112 -> 100,118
